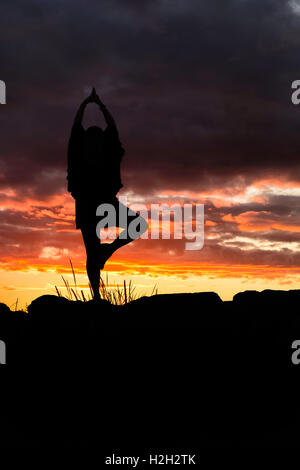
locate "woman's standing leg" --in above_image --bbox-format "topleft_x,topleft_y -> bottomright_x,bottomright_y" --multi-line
81,224 -> 101,301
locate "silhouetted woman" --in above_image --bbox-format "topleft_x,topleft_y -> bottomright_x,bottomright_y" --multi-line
67,88 -> 148,301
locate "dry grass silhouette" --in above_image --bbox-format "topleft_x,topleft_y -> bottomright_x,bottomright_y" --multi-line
55,260 -> 158,305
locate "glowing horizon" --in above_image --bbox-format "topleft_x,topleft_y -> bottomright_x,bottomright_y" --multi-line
2,179 -> 300,309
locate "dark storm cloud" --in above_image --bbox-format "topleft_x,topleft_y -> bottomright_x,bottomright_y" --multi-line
1,0 -> 300,198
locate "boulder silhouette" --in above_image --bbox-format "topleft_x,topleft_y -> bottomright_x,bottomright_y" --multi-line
27,295 -> 74,328
123,292 -> 223,328
0,303 -> 10,315
0,302 -> 26,330
0,302 -> 11,329
233,289 -> 300,329
27,294 -> 112,331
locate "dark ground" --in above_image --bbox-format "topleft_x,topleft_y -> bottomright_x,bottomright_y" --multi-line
0,289 -> 300,456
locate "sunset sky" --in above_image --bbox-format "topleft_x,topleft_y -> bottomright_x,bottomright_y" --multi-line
1,0 -> 300,308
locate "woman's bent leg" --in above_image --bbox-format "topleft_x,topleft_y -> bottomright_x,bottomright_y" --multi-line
107,199 -> 148,255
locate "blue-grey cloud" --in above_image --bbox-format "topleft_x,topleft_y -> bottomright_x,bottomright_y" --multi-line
0,0 -> 300,198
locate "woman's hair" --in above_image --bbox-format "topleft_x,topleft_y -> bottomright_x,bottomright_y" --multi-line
85,125 -> 104,138
84,126 -> 104,160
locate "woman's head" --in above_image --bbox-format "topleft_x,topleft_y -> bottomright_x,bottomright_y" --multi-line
85,125 -> 104,142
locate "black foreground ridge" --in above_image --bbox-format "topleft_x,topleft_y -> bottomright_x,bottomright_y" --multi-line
1,289 -> 300,450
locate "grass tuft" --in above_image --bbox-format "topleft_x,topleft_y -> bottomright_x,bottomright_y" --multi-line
55,260 -> 157,306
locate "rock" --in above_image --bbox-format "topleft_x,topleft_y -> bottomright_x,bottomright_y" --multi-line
27,295 -> 79,329
0,303 -> 10,315
27,295 -> 112,330
233,289 -> 300,329
0,302 -> 26,328
123,292 -> 223,327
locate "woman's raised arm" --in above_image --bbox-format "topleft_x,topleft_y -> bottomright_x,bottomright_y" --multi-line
73,92 -> 94,126
91,88 -> 117,129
